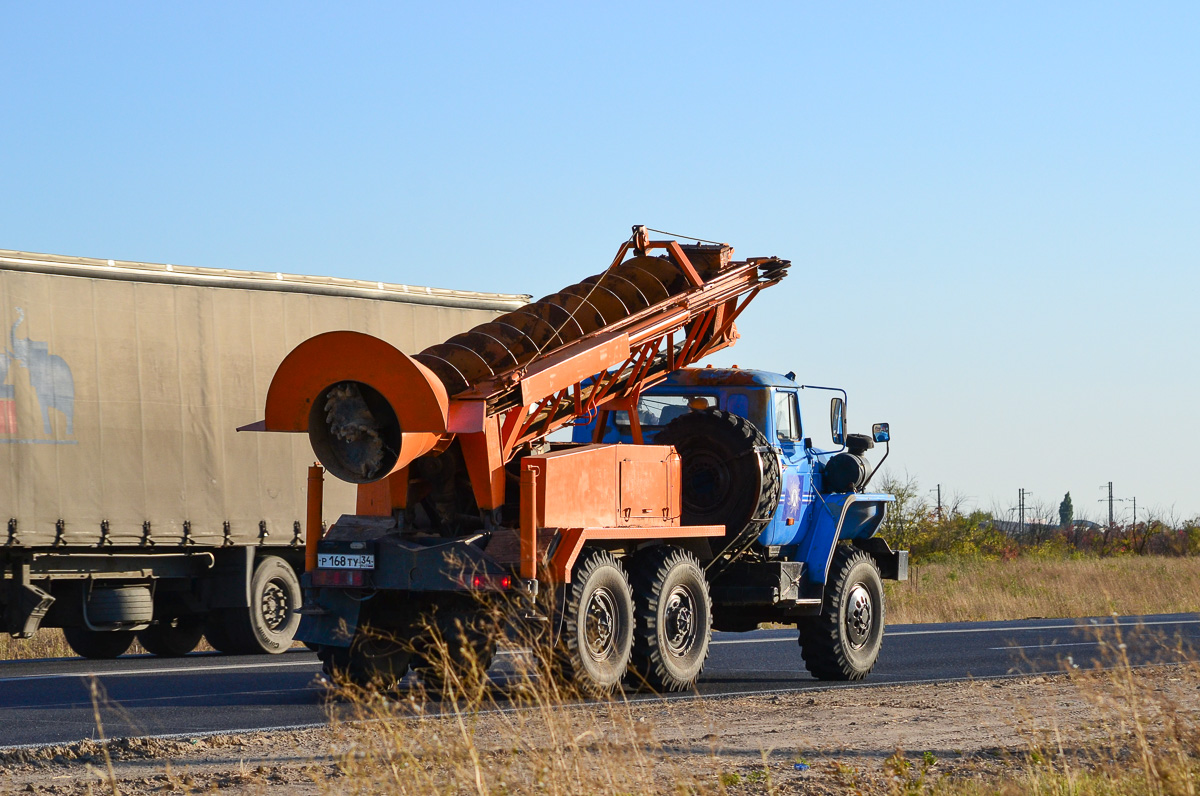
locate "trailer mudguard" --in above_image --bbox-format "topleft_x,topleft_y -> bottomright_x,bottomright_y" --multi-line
799,493 -> 894,585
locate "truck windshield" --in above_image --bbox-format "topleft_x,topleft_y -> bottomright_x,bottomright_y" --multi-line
615,394 -> 716,435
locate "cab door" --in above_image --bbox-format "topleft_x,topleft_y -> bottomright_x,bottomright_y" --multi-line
763,388 -> 811,546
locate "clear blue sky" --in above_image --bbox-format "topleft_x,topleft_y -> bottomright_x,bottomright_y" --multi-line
3,2 -> 1197,521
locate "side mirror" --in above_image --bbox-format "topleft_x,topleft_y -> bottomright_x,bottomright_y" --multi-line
872,422 -> 890,444
830,397 -> 846,447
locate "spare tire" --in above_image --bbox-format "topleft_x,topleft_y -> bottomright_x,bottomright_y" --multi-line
655,409 -> 781,566
86,585 -> 154,625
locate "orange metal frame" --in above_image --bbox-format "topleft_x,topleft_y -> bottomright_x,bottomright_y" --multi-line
547,525 -> 724,583
266,231 -> 789,579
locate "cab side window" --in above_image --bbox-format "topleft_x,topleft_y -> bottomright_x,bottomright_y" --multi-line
774,391 -> 801,441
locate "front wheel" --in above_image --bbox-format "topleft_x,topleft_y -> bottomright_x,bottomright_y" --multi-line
627,546 -> 712,692
797,546 -> 885,681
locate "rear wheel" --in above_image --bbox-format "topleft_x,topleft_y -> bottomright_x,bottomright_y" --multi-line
139,616 -> 204,657
627,546 -> 712,692
557,550 -> 634,696
414,610 -> 498,695
206,556 -> 301,654
319,631 -> 413,689
63,627 -> 136,659
797,546 -> 885,680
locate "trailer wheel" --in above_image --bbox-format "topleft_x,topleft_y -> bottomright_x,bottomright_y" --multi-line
557,550 -> 634,695
414,610 -> 498,695
797,546 -> 885,681
138,616 -> 204,657
63,627 -> 136,659
627,546 -> 712,692
206,556 -> 301,655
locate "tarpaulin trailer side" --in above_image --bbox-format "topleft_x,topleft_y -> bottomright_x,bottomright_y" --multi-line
0,248 -> 529,656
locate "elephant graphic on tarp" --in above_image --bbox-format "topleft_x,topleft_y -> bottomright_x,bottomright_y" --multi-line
8,308 -> 74,436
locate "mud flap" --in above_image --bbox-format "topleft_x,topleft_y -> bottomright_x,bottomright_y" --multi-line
7,582 -> 54,638
295,587 -> 362,648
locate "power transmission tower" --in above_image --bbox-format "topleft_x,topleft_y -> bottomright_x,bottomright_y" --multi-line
1099,482 -> 1114,529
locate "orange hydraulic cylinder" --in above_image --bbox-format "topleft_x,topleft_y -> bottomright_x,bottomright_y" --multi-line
519,465 -> 539,580
305,464 -> 325,572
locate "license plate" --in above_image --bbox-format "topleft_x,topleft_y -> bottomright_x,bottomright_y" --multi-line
317,552 -> 375,570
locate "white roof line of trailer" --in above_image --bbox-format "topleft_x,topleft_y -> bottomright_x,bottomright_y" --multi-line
0,249 -> 532,311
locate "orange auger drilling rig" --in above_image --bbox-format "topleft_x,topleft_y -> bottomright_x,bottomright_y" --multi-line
249,226 -> 902,693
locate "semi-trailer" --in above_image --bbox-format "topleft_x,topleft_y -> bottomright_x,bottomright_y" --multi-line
0,248 -> 527,658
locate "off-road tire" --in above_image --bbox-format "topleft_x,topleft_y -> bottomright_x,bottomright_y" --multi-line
557,550 -> 634,696
138,616 -> 204,657
654,410 -> 781,568
797,546 -> 885,680
63,627 -> 136,659
627,546 -> 712,692
414,610 -> 498,696
319,631 -> 414,689
205,556 -> 301,655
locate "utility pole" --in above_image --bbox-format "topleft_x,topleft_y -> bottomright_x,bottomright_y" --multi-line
1106,482 -> 1113,528
1019,488 -> 1026,538
930,485 -> 942,520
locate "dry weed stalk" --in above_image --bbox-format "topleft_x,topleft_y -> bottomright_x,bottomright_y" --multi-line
319,603 -> 711,795
1006,620 -> 1200,796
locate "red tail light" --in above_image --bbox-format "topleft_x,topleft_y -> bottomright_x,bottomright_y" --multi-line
313,569 -> 366,587
468,573 -> 513,591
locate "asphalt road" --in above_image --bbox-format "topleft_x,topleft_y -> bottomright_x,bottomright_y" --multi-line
1,612 -> 1197,749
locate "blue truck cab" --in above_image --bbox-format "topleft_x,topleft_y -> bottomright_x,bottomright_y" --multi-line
574,366 -> 907,679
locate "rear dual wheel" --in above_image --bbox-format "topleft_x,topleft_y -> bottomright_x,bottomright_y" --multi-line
414,610 -> 498,695
627,547 -> 711,692
557,550 -> 634,696
319,632 -> 413,689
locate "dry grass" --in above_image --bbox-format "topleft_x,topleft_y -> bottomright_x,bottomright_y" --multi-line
0,628 -> 74,660
887,555 -> 1200,625
318,618 -> 718,796
0,628 -> 263,661
929,624 -> 1200,795
318,616 -> 1200,796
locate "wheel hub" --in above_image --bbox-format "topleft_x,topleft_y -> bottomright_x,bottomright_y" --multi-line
584,586 -> 617,661
682,451 -> 730,514
663,584 -> 698,656
845,583 -> 873,650
260,580 -> 292,631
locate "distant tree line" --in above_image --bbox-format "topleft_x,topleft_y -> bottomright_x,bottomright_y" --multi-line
876,474 -> 1200,563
